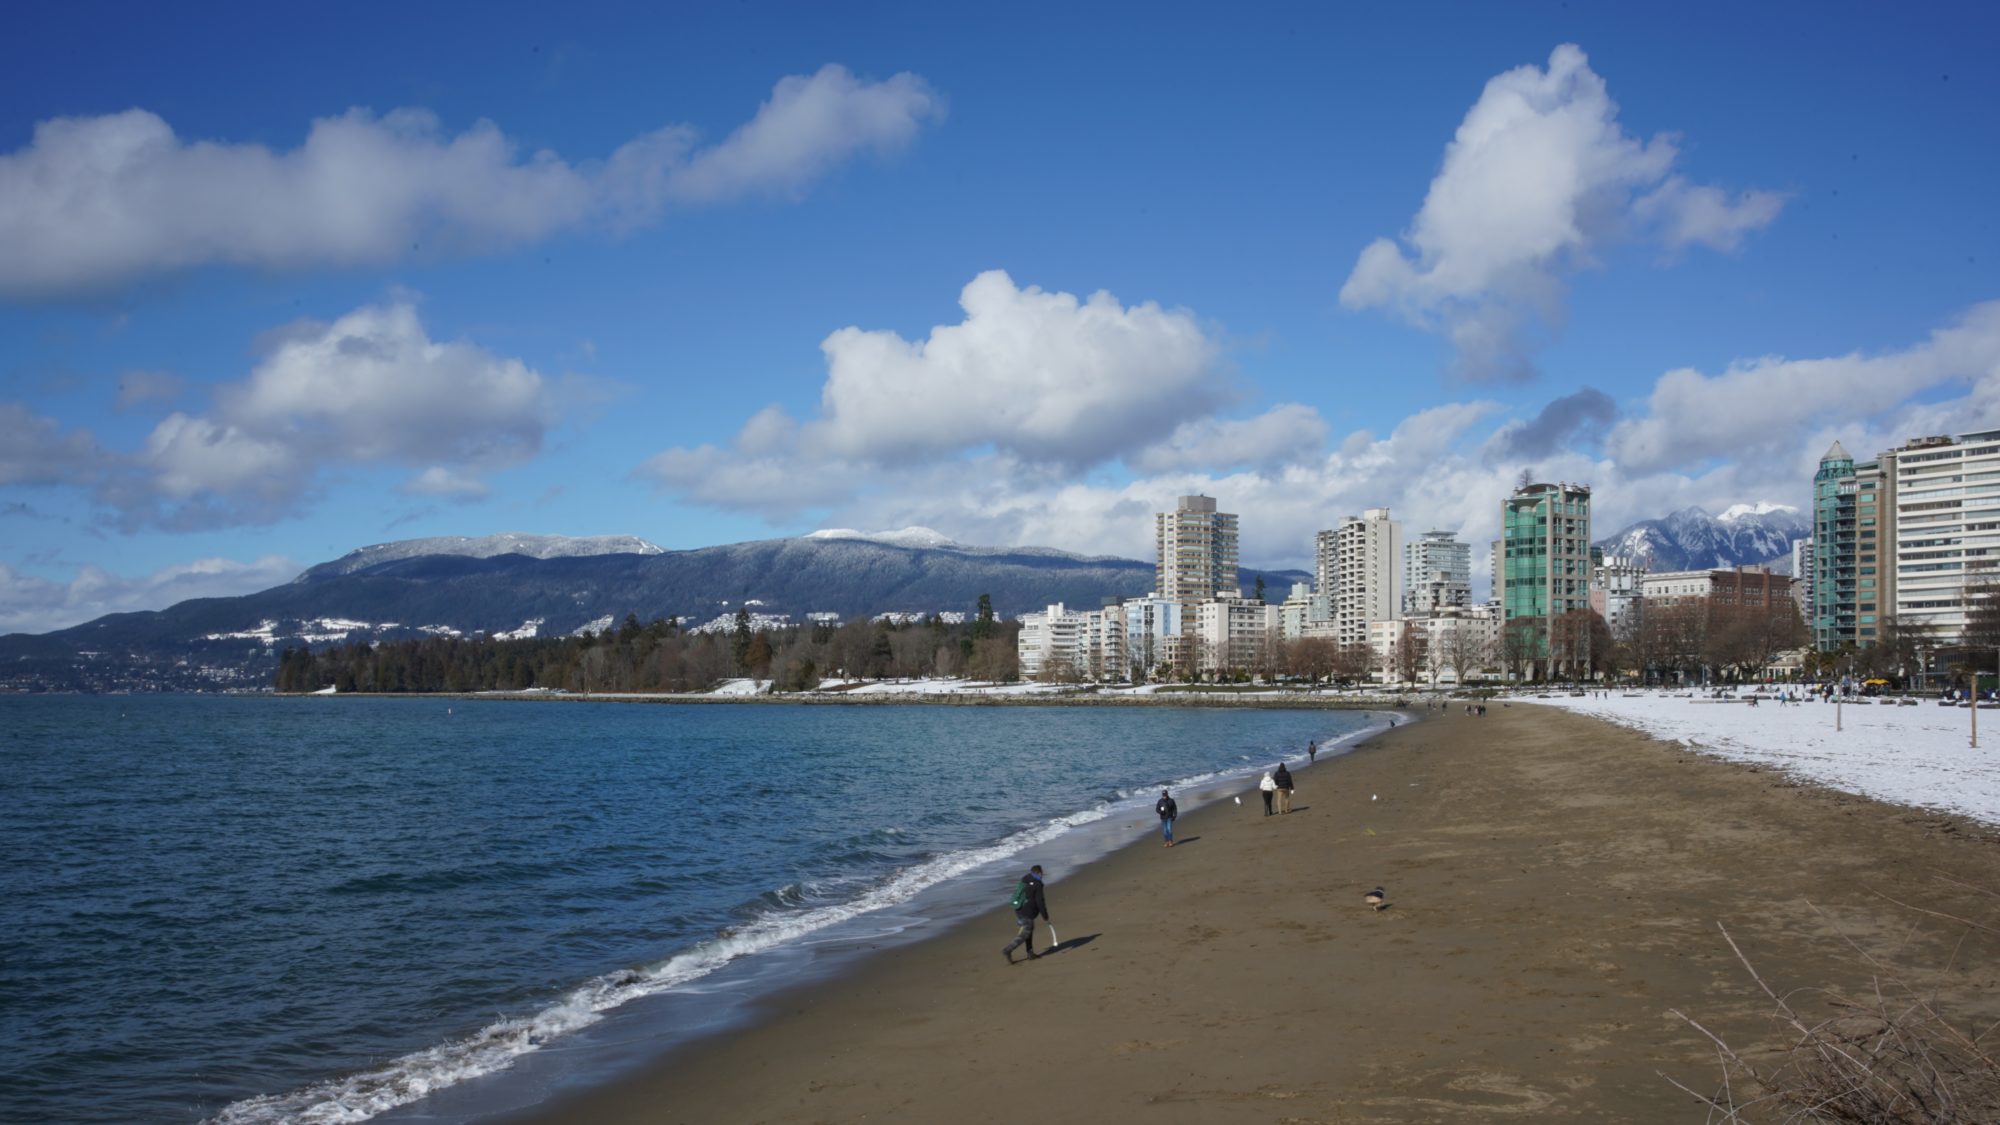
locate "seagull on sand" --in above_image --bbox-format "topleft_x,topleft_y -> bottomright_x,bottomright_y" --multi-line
1363,887 -> 1386,911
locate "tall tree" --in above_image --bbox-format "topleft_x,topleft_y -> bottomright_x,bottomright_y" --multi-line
732,607 -> 753,673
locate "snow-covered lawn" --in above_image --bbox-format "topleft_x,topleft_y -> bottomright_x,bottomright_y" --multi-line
1528,693 -> 2000,826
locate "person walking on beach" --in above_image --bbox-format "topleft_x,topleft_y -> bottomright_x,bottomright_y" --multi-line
1002,865 -> 1050,963
1258,771 -> 1277,816
1156,789 -> 1178,846
1273,762 -> 1295,814
1308,739 -> 1318,764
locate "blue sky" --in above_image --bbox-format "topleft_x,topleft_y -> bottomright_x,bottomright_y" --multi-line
3,1 -> 1997,633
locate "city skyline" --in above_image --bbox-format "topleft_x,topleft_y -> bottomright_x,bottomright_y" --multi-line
4,4 -> 1998,635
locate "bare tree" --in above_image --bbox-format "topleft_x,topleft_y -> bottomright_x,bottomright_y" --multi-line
1395,620 -> 1423,685
1289,637 -> 1338,685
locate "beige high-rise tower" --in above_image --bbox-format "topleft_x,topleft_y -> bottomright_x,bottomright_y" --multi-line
1155,495 -> 1239,606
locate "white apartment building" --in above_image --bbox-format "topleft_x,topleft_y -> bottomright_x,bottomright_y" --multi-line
1192,595 -> 1282,675
1321,507 -> 1403,649
1590,556 -> 1646,638
1156,494 -> 1239,607
1366,618 -> 1417,683
1887,429 -> 2000,644
1083,605 -> 1127,681
1020,601 -> 1136,681
1379,605 -> 1504,685
1016,603 -> 1089,680
1790,536 -> 1814,617
1403,530 -> 1472,615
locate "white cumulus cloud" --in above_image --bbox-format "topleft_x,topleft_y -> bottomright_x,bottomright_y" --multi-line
640,270 -> 1234,505
90,301 -> 571,528
1608,299 -> 2000,476
1339,43 -> 1786,382
0,64 -> 943,298
1130,404 -> 1331,474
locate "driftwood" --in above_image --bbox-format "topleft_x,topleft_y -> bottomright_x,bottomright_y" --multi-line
1663,895 -> 2000,1123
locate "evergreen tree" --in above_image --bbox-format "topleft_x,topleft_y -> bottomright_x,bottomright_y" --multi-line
733,607 -> 753,672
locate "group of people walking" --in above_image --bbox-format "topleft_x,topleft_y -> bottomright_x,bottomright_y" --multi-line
1009,738 -> 1319,964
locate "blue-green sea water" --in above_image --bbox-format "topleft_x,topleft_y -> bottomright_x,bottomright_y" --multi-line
0,696 -> 1376,1123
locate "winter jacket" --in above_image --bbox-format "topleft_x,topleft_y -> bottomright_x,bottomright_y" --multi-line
1156,796 -> 1178,821
1017,874 -> 1048,920
1273,765 -> 1294,791
1259,773 -> 1276,792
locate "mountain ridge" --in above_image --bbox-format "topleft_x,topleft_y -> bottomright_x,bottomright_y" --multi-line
1594,504 -> 1809,573
0,532 -> 1309,691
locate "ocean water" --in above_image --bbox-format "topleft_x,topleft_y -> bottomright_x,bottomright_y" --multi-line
0,695 -> 1376,1123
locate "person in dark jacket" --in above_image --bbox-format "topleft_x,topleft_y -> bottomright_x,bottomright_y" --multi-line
1002,865 -> 1050,963
1273,762 -> 1294,814
1156,789 -> 1178,847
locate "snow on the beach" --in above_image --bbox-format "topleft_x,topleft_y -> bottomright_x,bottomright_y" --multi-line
1529,692 -> 2000,826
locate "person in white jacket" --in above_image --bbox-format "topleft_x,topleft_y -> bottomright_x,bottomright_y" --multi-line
1258,771 -> 1276,816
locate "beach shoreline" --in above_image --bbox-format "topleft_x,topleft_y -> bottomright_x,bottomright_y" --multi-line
280,688 -> 1416,709
495,703 -> 2000,1124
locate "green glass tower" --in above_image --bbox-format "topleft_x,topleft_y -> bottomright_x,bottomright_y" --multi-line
1499,481 -> 1593,677
1812,441 -> 1856,651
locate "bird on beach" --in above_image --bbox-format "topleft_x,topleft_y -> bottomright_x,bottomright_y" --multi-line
1363,887 -> 1386,911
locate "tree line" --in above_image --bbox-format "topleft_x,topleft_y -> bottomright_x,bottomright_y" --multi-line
274,599 -> 1021,694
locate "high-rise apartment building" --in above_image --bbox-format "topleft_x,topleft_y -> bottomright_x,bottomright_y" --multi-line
1887,429 -> 2000,644
1155,495 -> 1239,607
1812,441 -> 1859,650
1499,481 -> 1593,676
1403,529 -> 1471,616
1321,508 -> 1403,648
1790,536 -> 1814,617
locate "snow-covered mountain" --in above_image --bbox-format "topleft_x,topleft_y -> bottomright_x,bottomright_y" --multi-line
1,531 -> 1309,690
296,532 -> 664,581
1595,504 -> 1810,573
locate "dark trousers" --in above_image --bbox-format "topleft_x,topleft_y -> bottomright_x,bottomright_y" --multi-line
1261,790 -> 1274,815
1003,911 -> 1038,956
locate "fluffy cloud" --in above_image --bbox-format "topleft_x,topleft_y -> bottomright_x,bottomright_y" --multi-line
1340,44 -> 1786,381
11,301 -> 573,528
1607,299 -> 2000,475
640,270 -> 1237,500
643,292 -> 2000,599
0,554 -> 299,636
811,270 -> 1226,465
0,65 -> 942,298
1130,404 -> 1329,473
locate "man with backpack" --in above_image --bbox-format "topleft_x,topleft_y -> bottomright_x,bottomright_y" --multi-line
1002,864 -> 1050,963
1156,789 -> 1178,847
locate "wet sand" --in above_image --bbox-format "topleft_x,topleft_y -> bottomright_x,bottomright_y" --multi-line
512,703 -> 2000,1123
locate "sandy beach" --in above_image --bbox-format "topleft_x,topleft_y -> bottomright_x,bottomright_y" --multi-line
513,704 -> 2000,1123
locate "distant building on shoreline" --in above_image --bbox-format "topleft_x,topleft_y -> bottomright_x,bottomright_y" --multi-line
1319,507 -> 1403,650
1499,481 -> 1593,678
1403,529 -> 1471,616
1807,428 -> 2000,654
1156,495 -> 1239,609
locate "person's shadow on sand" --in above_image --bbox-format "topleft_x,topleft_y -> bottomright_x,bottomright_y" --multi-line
1045,933 -> 1100,955
1170,835 -> 1202,846
1284,805 -> 1310,814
